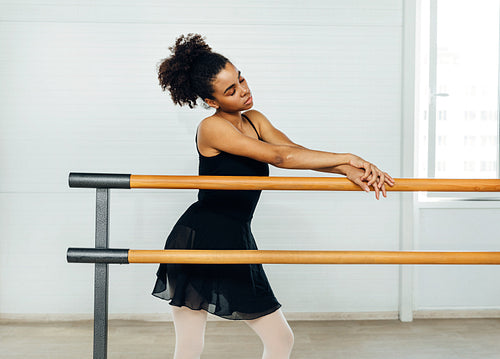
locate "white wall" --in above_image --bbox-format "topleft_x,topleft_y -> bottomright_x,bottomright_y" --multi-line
0,0 -> 498,320
414,204 -> 500,316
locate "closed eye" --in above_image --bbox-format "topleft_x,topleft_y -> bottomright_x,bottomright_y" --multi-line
226,71 -> 245,96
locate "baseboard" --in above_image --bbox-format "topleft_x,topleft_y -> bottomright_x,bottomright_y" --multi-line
284,311 -> 399,321
0,311 -> 396,322
413,309 -> 500,319
2,309 -> 500,323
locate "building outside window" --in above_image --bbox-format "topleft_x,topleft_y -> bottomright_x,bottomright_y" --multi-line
417,0 -> 499,199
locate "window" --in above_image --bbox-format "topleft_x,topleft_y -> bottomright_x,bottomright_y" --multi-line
417,0 -> 500,191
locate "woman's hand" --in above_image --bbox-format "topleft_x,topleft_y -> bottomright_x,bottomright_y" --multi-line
344,161 -> 395,200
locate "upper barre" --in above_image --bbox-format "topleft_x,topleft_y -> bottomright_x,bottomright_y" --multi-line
66,248 -> 500,265
68,172 -> 500,192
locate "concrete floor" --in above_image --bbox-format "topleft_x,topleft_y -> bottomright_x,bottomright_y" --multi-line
1,318 -> 500,358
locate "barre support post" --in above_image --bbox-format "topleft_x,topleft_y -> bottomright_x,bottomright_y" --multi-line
94,188 -> 110,359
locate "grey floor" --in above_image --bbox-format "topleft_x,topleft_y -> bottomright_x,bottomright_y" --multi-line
1,318 -> 500,358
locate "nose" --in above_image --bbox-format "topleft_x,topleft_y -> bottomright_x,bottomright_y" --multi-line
240,84 -> 249,96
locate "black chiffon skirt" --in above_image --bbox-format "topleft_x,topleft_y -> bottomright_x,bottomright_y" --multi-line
152,202 -> 281,320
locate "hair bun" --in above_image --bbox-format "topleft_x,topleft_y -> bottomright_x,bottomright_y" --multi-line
158,33 -> 229,108
170,33 -> 212,69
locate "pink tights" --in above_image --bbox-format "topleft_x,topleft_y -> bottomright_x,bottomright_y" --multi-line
171,306 -> 294,359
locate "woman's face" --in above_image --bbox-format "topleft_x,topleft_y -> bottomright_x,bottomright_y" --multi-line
206,62 -> 253,113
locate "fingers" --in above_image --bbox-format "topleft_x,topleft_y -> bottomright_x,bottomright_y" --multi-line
347,160 -> 395,199
354,177 -> 370,192
363,175 -> 379,199
365,174 -> 387,200
366,164 -> 383,188
378,171 -> 386,189
362,163 -> 376,183
368,166 -> 395,191
361,162 -> 371,181
367,169 -> 377,186
384,172 -> 396,186
373,182 -> 380,200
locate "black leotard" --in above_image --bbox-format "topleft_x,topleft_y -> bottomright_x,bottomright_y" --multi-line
152,114 -> 281,320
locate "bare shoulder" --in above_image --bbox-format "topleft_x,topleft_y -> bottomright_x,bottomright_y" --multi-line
243,109 -> 270,124
244,110 -> 300,147
197,114 -> 242,143
199,114 -> 224,127
243,110 -> 275,135
198,115 -> 232,135
197,116 -> 234,157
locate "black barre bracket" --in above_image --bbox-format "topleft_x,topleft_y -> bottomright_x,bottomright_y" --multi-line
69,173 -> 131,189
67,248 -> 130,264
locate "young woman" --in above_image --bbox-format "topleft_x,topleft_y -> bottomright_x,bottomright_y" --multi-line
152,34 -> 394,359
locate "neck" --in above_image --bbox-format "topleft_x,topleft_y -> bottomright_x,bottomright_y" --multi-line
215,110 -> 243,127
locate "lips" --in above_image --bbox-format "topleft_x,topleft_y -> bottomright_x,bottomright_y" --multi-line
244,96 -> 253,105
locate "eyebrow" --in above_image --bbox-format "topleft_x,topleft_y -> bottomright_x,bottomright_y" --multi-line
223,71 -> 241,94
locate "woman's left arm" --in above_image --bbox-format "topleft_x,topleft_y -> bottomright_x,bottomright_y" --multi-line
245,110 -> 393,199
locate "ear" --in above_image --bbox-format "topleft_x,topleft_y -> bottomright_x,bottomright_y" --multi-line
204,98 -> 219,109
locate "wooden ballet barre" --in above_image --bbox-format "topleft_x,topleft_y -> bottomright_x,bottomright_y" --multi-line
67,172 -> 500,359
67,248 -> 500,265
68,172 -> 500,192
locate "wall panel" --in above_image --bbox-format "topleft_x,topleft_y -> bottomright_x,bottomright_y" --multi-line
0,1 -> 403,316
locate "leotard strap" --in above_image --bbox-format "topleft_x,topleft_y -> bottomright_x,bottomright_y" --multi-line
242,113 -> 262,140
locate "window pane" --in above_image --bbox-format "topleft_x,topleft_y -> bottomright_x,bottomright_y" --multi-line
434,0 -> 499,179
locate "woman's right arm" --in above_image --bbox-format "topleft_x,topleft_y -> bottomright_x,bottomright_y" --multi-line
243,110 -> 395,197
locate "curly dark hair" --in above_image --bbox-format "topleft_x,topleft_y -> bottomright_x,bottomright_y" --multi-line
158,34 -> 230,108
